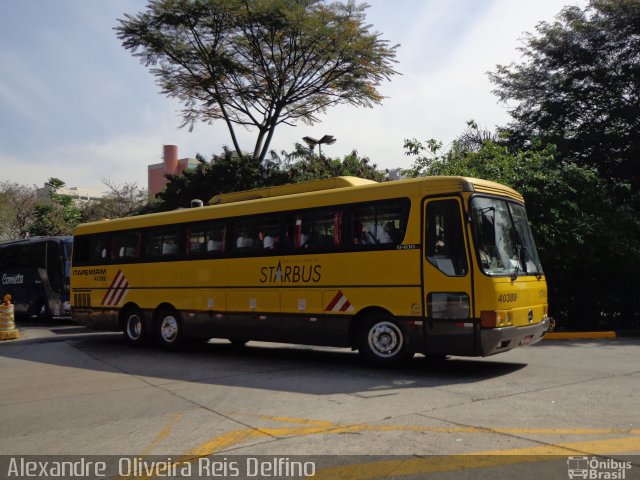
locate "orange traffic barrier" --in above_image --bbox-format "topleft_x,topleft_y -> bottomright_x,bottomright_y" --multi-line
0,293 -> 20,341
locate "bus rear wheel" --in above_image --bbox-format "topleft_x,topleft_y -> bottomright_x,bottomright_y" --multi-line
156,308 -> 183,350
358,315 -> 412,367
123,308 -> 149,347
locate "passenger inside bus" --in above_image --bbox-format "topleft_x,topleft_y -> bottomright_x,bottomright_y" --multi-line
161,240 -> 178,255
259,231 -> 279,250
207,239 -> 223,252
236,233 -> 254,249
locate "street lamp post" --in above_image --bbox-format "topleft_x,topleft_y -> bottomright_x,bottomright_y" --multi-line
302,135 -> 336,156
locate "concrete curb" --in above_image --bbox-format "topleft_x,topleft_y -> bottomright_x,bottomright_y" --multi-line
544,331 -> 617,340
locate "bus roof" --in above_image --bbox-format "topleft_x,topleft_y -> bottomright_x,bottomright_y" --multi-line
210,176 -> 377,205
73,176 -> 523,235
0,236 -> 72,247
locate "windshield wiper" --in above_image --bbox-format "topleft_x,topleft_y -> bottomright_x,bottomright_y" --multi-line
520,244 -> 543,280
511,244 -> 521,281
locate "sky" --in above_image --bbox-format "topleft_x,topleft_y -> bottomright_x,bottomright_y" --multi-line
0,0 -> 586,193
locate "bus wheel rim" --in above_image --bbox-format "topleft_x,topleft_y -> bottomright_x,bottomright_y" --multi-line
160,315 -> 178,343
368,321 -> 402,358
126,315 -> 142,340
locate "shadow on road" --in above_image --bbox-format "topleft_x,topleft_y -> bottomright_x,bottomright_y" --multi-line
0,320 -> 529,396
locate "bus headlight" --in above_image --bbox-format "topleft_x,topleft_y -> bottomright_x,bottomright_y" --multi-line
481,310 -> 514,328
63,301 -> 71,313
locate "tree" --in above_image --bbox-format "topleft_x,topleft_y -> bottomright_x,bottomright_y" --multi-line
275,143 -> 385,182
30,178 -> 81,237
81,179 -> 148,222
405,136 -> 640,330
150,150 -> 289,211
489,0 -> 640,189
486,0 -> 640,329
0,182 -> 37,240
116,0 -> 398,162
150,144 -> 385,211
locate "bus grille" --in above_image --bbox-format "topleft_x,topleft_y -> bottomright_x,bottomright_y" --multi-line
74,293 -> 91,308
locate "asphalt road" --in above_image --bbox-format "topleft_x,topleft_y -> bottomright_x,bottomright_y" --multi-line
1,320 -> 639,479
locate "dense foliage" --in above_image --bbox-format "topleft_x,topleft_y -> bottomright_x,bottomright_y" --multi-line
405,133 -> 639,330
490,0 -> 640,191
150,147 -> 385,211
485,0 -> 640,329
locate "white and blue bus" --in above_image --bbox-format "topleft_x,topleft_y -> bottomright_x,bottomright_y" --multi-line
0,236 -> 72,320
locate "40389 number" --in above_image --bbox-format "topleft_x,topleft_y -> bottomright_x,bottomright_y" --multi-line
498,293 -> 518,303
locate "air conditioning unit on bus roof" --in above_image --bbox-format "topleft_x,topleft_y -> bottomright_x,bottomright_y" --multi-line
209,176 -> 377,205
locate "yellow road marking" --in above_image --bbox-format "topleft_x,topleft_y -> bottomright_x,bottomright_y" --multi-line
185,415 -> 640,456
313,436 -> 640,480
545,331 -> 617,340
138,412 -> 183,457
140,415 -> 640,479
118,412 -> 183,480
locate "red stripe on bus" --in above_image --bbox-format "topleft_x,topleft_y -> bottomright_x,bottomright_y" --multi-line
340,299 -> 352,312
325,291 -> 343,311
112,281 -> 129,306
102,270 -> 123,306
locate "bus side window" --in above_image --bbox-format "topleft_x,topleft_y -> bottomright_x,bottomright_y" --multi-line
285,208 -> 342,250
188,222 -> 226,255
113,231 -> 141,260
145,226 -> 182,258
425,200 -> 468,276
256,215 -> 281,251
232,218 -> 258,253
352,201 -> 405,247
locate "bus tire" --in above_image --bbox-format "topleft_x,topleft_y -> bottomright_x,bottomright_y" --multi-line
156,308 -> 184,350
357,314 -> 412,367
123,308 -> 149,347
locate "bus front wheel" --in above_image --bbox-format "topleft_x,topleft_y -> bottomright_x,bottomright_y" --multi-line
357,315 -> 412,367
123,308 -> 149,347
156,308 -> 184,350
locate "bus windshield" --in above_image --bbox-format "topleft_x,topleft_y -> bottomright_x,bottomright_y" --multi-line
471,197 -> 543,278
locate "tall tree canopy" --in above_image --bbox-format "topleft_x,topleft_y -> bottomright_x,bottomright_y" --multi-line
149,145 -> 384,211
116,0 -> 398,162
487,0 -> 640,328
490,0 -> 640,188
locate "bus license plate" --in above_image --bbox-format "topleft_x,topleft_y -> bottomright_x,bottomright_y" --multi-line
520,335 -> 533,346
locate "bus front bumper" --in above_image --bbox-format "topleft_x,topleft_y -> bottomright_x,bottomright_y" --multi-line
480,318 -> 550,356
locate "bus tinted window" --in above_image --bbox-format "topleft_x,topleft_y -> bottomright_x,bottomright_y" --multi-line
233,215 -> 281,253
0,244 -> 19,269
145,226 -> 181,258
91,235 -> 110,263
285,207 -> 342,250
5,242 -> 47,269
352,201 -> 404,246
187,222 -> 226,255
113,231 -> 140,260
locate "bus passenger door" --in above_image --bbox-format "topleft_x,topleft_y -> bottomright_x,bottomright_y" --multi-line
422,197 -> 475,356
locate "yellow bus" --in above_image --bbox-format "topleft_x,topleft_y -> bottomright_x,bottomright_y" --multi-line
71,176 -> 549,366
